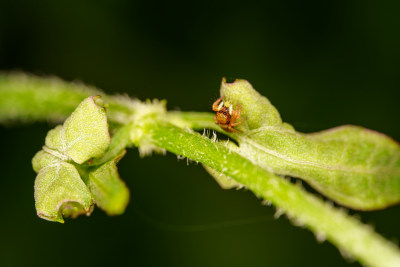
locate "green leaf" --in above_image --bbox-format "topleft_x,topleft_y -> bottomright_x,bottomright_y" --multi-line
32,95 -> 114,222
238,118 -> 400,211
32,150 -> 60,173
4,73 -> 399,265
87,156 -> 130,215
220,78 -> 283,130
91,122 -> 133,166
34,153 -> 93,223
45,125 -> 66,152
222,79 -> 400,210
42,96 -> 111,164
43,125 -> 70,161
64,96 -> 111,164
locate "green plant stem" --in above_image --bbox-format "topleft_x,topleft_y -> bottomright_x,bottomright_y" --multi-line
2,73 -> 400,267
0,73 -> 98,123
0,73 -> 133,124
147,122 -> 400,267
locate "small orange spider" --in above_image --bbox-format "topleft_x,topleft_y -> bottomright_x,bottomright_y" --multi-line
212,97 -> 243,132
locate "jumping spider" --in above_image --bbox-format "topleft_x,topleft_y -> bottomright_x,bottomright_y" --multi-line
212,97 -> 243,133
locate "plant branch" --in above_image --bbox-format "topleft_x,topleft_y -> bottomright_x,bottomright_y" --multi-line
2,73 -> 400,267
146,122 -> 400,267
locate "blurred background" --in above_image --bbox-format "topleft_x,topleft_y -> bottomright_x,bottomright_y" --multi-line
1,1 -> 400,266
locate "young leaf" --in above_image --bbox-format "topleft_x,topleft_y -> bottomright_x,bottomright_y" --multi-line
32,150 -> 61,173
32,95 -> 116,222
33,152 -> 93,223
44,125 -> 70,161
87,156 -> 130,215
221,79 -> 400,210
63,96 -> 111,164
220,78 -> 283,130
43,96 -> 111,164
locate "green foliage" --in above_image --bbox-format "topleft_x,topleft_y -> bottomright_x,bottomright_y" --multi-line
88,156 -> 129,215
220,77 -> 283,129
33,151 -> 93,223
2,73 -> 400,266
220,78 -> 400,210
32,95 -> 128,222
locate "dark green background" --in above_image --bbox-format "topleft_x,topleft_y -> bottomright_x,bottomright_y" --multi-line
1,1 -> 400,266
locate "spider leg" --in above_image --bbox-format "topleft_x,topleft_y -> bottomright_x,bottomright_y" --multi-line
212,97 -> 224,111
231,103 -> 241,120
227,125 -> 241,133
230,120 -> 243,127
230,102 -> 243,126
235,103 -> 242,119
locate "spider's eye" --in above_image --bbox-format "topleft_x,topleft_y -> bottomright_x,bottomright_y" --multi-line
223,112 -> 227,115
219,110 -> 223,113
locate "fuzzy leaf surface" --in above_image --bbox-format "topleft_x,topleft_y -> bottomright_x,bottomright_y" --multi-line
33,151 -> 93,223
221,79 -> 400,210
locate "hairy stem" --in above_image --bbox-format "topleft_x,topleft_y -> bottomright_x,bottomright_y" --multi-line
0,73 -> 133,124
1,73 -> 400,267
148,122 -> 400,267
